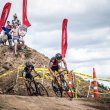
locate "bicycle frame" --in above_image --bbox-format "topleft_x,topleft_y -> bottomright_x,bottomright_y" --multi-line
52,70 -> 73,98
25,76 -> 49,96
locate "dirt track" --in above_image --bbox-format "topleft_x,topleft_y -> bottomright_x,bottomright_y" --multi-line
0,46 -> 110,110
0,95 -> 110,110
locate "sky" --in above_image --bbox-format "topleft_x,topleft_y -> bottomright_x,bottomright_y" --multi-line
0,0 -> 110,86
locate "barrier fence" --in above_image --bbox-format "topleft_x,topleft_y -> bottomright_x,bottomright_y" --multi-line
0,66 -> 110,98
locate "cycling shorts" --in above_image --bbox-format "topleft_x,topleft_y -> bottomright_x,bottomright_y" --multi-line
25,73 -> 33,80
13,36 -> 19,43
51,65 -> 60,72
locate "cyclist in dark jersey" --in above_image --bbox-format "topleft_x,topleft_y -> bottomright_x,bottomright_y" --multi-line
48,53 -> 67,78
23,61 -> 40,80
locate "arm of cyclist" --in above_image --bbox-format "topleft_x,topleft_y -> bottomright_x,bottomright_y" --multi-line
62,58 -> 69,74
48,63 -> 57,78
62,58 -> 68,70
48,67 -> 56,78
33,69 -> 41,78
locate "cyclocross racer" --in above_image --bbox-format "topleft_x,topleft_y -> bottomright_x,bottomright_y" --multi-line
48,53 -> 68,78
22,61 -> 40,80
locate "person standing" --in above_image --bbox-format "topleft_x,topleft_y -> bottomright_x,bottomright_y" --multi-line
6,21 -> 12,46
2,21 -> 12,46
12,13 -> 21,26
10,23 -> 19,55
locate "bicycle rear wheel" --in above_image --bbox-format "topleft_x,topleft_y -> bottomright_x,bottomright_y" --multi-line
62,80 -> 73,98
36,82 -> 49,96
51,80 -> 62,97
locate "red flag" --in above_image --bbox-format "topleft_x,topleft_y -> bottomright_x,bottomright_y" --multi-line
61,19 -> 68,57
22,0 -> 31,28
0,2 -> 11,32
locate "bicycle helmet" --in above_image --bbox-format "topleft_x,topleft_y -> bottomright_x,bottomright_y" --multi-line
55,53 -> 62,60
25,61 -> 32,66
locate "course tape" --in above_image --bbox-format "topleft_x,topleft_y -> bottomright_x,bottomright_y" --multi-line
73,71 -> 110,82
0,65 -> 24,79
0,69 -> 17,78
18,66 -> 53,80
0,66 -> 110,82
1,66 -> 110,96
18,66 -> 49,71
73,72 -> 92,78
18,66 -> 68,80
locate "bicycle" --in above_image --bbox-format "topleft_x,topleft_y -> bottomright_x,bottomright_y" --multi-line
24,75 -> 49,97
51,70 -> 73,98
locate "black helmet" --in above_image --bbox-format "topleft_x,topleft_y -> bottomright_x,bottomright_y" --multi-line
25,61 -> 31,66
55,53 -> 62,60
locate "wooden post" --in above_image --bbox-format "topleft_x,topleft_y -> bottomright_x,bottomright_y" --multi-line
73,72 -> 77,98
87,80 -> 91,98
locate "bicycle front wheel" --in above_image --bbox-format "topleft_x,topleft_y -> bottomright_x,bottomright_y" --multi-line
36,82 -> 49,97
51,80 -> 62,97
62,80 -> 73,98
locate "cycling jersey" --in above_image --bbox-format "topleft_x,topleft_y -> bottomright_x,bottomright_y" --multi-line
24,64 -> 34,79
49,57 -> 62,71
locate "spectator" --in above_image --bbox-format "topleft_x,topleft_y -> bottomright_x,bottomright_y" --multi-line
12,13 -> 21,26
2,21 -> 12,46
18,25 -> 27,48
6,21 -> 12,29
0,32 -> 8,45
5,21 -> 12,46
10,23 -> 19,55
6,21 -> 12,46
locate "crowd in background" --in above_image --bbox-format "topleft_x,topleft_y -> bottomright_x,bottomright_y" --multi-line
0,13 -> 26,55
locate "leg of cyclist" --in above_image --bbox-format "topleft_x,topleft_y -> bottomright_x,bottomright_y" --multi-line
25,73 -> 30,89
56,65 -> 63,85
58,66 -> 69,81
48,66 -> 61,87
57,66 -> 69,87
49,66 -> 58,79
25,73 -> 32,89
25,72 -> 36,95
29,73 -> 38,94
